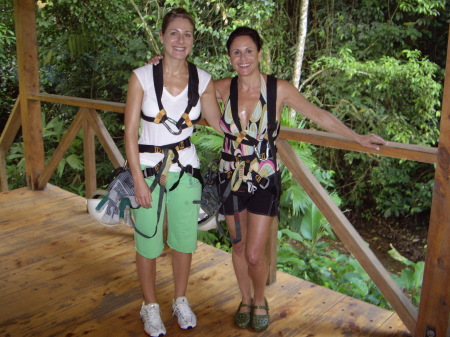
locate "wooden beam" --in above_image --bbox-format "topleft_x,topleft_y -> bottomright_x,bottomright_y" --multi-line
0,100 -> 22,153
37,111 -> 83,189
0,100 -> 22,192
27,94 -> 437,164
28,93 -> 125,113
82,109 -> 97,198
277,139 -> 418,334
14,0 -> 44,190
280,126 -> 437,164
415,24 -> 450,337
83,108 -> 125,168
197,121 -> 437,164
265,217 -> 279,285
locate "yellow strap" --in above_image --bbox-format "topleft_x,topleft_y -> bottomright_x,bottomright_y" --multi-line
231,161 -> 246,192
182,113 -> 192,127
159,149 -> 174,186
235,131 -> 247,144
154,109 -> 167,124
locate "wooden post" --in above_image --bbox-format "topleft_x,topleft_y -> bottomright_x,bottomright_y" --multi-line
82,109 -> 97,198
265,217 -> 278,285
14,0 -> 44,190
415,24 -> 450,337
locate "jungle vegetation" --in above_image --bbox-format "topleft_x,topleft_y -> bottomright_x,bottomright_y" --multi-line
1,0 -> 448,309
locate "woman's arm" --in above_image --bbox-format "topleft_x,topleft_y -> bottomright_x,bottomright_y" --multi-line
278,79 -> 387,150
200,79 -> 223,133
124,73 -> 153,208
214,78 -> 231,105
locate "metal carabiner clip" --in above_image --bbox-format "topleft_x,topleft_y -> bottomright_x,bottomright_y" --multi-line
162,117 -> 182,135
254,146 -> 262,161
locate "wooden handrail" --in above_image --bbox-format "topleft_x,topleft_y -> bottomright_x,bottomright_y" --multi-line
279,126 -> 437,164
28,93 -> 438,165
278,139 -> 418,333
28,93 -> 125,113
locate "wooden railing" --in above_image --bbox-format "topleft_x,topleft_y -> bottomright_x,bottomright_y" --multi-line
0,93 -> 440,334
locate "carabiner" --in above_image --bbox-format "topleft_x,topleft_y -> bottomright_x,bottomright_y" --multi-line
162,117 -> 182,135
253,146 -> 262,161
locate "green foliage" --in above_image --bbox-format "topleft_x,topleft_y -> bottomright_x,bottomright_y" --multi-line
307,47 -> 441,217
388,244 -> 424,305
277,228 -> 389,308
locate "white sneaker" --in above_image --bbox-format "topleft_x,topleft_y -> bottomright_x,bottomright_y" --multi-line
140,302 -> 166,337
172,296 -> 197,329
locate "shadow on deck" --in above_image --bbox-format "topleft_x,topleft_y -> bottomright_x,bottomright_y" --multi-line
0,185 -> 411,337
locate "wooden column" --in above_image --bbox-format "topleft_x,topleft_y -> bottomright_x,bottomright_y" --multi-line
14,0 -> 44,190
415,24 -> 450,337
82,109 -> 97,198
265,217 -> 278,285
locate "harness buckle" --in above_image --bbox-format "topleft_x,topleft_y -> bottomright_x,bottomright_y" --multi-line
259,177 -> 270,189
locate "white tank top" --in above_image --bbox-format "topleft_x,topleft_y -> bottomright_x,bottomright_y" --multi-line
133,64 -> 212,172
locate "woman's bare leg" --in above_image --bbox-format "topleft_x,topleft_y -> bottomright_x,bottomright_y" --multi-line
136,252 -> 157,304
226,211 -> 252,311
246,212 -> 272,315
172,250 -> 192,298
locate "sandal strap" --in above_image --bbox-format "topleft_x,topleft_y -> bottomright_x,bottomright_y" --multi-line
253,298 -> 269,312
253,304 -> 269,311
238,302 -> 253,309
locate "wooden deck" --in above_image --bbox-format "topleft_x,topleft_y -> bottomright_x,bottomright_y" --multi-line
0,185 -> 411,337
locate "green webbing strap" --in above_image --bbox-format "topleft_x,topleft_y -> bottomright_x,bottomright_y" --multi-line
134,149 -> 173,239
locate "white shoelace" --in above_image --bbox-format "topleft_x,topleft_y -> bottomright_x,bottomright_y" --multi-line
142,304 -> 164,332
174,302 -> 193,319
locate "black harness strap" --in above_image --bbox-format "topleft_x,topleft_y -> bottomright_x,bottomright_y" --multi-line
138,138 -> 192,154
139,137 -> 203,188
140,62 -> 201,134
266,75 -> 280,219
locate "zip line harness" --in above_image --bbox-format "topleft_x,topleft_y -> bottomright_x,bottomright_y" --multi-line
136,62 -> 203,238
216,74 -> 280,244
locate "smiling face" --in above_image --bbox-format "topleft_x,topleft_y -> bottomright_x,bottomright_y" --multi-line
160,17 -> 194,60
228,35 -> 262,77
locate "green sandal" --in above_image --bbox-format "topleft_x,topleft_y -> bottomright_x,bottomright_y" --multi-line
234,301 -> 253,329
251,298 -> 269,332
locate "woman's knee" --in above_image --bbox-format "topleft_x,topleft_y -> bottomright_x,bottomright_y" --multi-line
245,250 -> 264,267
232,241 -> 246,256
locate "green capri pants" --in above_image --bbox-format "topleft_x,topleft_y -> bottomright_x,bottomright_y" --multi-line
132,170 -> 201,259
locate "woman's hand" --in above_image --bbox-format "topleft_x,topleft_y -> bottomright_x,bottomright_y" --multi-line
147,55 -> 163,65
134,176 -> 152,209
356,134 -> 388,150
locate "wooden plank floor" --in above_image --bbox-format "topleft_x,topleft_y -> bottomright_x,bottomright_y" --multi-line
0,185 -> 411,337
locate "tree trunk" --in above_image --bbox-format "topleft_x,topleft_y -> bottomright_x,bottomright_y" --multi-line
290,0 -> 309,119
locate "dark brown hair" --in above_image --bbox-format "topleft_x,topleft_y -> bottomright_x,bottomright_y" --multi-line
226,26 -> 263,54
161,8 -> 195,34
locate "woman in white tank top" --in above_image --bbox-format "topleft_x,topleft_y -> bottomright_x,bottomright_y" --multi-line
124,8 -> 222,337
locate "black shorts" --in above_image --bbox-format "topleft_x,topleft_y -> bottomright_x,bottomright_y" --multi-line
219,173 -> 280,217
